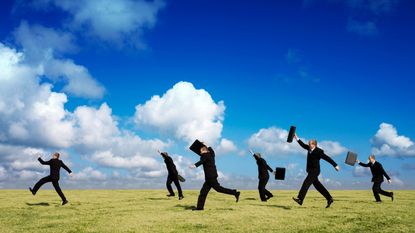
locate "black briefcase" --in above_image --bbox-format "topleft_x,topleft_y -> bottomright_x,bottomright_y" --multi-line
275,167 -> 286,180
178,174 -> 186,182
287,126 -> 296,143
345,151 -> 358,166
189,139 -> 205,156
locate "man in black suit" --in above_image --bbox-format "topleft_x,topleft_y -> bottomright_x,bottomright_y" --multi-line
292,134 -> 340,208
254,153 -> 275,202
29,152 -> 72,205
160,151 -> 184,200
357,155 -> 394,202
189,143 -> 240,211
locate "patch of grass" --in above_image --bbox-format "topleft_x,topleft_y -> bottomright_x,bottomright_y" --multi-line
0,190 -> 414,232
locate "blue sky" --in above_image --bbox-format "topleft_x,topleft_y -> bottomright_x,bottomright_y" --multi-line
0,0 -> 414,190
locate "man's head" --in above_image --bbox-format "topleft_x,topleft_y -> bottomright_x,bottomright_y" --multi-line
308,139 -> 317,150
160,152 -> 168,158
254,153 -> 261,159
368,154 -> 376,163
200,146 -> 209,154
52,152 -> 60,159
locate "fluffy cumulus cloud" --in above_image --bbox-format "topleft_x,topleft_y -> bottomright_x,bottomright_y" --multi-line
72,103 -> 170,173
31,0 -> 165,48
71,167 -> 107,181
0,43 -> 75,148
216,138 -> 239,155
248,126 -> 347,157
13,22 -> 105,99
0,41 -> 171,185
248,127 -> 303,156
371,123 -> 415,157
134,81 -> 226,145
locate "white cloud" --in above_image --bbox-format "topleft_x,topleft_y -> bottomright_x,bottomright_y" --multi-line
248,126 -> 347,157
347,19 -> 378,36
72,103 -> 170,173
353,165 -> 371,177
319,141 -> 347,156
13,22 -> 105,99
72,167 -> 107,181
216,138 -> 239,155
371,123 -> 415,157
92,151 -> 160,170
33,0 -> 165,48
248,127 -> 303,156
0,43 -> 76,148
0,166 -> 7,180
135,81 -> 226,145
74,103 -> 119,150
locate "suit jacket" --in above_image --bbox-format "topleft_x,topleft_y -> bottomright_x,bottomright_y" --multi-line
164,156 -> 178,176
359,161 -> 391,183
38,158 -> 71,180
194,147 -> 218,180
255,157 -> 273,179
297,139 -> 338,174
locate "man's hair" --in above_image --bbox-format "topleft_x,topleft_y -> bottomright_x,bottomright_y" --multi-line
309,139 -> 318,147
369,154 -> 376,160
53,152 -> 60,159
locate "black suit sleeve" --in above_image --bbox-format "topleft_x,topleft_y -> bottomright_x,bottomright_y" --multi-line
38,158 -> 50,165
381,164 -> 391,180
266,164 -> 273,173
195,155 -> 207,167
358,162 -> 371,167
297,139 -> 310,150
321,151 -> 338,168
61,161 -> 72,174
208,147 -> 215,156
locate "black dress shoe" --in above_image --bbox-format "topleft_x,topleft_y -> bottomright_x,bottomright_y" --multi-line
166,194 -> 175,197
391,192 -> 394,201
292,197 -> 303,206
326,199 -> 334,208
179,196 -> 184,200
235,191 -> 241,203
266,195 -> 273,201
29,187 -> 35,195
192,208 -> 203,211
62,200 -> 68,206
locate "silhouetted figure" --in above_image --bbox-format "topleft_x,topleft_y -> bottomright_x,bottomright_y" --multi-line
29,152 -> 72,205
357,155 -> 394,202
254,153 -> 274,202
189,143 -> 240,211
292,134 -> 340,208
160,152 -> 184,200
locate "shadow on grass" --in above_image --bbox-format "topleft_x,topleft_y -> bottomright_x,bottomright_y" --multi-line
146,198 -> 168,201
25,202 -> 50,206
174,204 -> 196,210
244,198 -> 257,201
250,204 -> 292,210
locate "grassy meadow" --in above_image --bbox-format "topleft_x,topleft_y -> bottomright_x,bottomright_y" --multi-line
0,190 -> 414,233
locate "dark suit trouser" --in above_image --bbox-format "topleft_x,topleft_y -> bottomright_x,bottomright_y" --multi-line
372,182 -> 392,201
197,178 -> 237,209
166,175 -> 183,197
298,172 -> 332,201
258,177 -> 273,201
32,176 -> 67,202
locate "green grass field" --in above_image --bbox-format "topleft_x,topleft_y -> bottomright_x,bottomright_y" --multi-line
0,190 -> 414,233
